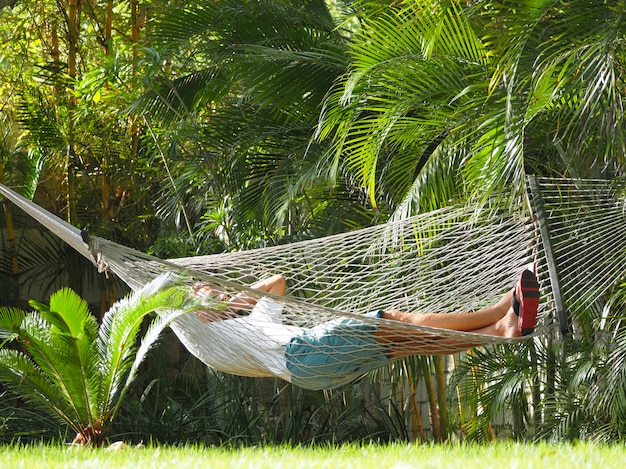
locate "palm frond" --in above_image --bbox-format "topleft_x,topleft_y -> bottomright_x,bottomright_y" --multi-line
0,348 -> 81,433
18,314 -> 90,424
97,274 -> 197,418
132,67 -> 228,126
462,104 -> 527,203
537,42 -> 626,175
137,0 -> 352,243
8,228 -> 104,300
0,306 -> 26,342
152,0 -> 337,46
29,288 -> 97,340
449,343 -> 540,439
15,89 -> 66,170
106,293 -> 195,423
0,308 -> 93,428
586,281 -> 626,435
389,142 -> 465,220
318,1 -> 487,208
142,0 -> 346,126
29,289 -> 100,423
482,0 -> 626,178
0,112 -> 44,199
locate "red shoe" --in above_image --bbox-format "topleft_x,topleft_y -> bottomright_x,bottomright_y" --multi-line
512,269 -> 540,336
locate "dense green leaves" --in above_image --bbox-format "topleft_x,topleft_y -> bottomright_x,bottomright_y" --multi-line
2,0 -> 626,445
318,0 -> 626,213
135,0 -> 368,246
0,276 -> 197,445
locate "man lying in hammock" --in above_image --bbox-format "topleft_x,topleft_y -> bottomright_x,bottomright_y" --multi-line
189,270 -> 539,390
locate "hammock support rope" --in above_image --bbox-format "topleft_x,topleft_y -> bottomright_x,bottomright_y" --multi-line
1,177 -> 624,389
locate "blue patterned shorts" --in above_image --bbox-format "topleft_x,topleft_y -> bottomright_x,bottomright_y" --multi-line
285,310 -> 390,390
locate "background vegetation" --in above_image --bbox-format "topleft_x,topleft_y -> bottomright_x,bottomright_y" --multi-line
1,0 -> 625,446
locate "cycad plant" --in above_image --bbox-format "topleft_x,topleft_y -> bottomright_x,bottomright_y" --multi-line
0,275 -> 195,446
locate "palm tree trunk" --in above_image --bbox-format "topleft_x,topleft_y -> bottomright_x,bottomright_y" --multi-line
99,0 -> 114,225
105,0 -> 113,51
409,381 -> 426,441
129,0 -> 143,209
532,341 -> 544,435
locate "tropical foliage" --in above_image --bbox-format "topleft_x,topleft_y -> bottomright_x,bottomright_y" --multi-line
0,276 -> 194,446
1,0 -> 625,445
138,0 -> 368,246
450,280 -> 626,442
317,0 -> 626,215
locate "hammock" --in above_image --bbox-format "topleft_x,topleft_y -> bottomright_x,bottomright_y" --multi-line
1,177 -> 624,390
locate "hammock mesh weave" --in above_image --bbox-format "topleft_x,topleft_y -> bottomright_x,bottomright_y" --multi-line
1,176 -> 624,389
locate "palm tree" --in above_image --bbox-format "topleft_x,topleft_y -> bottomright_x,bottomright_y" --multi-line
134,0 -> 380,252
122,0 -> 626,442
315,0 -> 626,441
316,0 -> 626,215
0,275 -> 195,446
449,280 -> 626,442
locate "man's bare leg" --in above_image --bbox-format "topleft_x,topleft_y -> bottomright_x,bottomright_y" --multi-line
382,290 -> 513,331
375,290 -> 525,356
376,289 -> 519,348
248,274 -> 287,296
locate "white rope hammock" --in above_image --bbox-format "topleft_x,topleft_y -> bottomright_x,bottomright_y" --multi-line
0,177 -> 624,390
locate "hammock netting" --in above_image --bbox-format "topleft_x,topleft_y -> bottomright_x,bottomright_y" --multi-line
1,176 -> 624,389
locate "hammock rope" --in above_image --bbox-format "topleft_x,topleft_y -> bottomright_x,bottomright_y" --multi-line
1,177 -> 624,389
527,177 -> 626,339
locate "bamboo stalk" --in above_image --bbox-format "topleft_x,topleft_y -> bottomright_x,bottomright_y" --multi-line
422,358 -> 441,441
433,356 -> 449,442
0,161 -> 20,303
65,0 -> 79,224
105,0 -> 113,54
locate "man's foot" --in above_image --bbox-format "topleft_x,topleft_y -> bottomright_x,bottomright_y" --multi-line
512,269 -> 540,336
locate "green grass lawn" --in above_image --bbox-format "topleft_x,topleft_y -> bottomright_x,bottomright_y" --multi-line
1,441 -> 624,468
